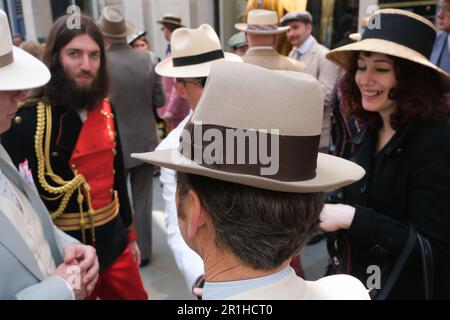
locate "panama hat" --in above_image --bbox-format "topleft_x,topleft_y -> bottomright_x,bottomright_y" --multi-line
236,9 -> 289,35
127,30 -> 147,46
132,61 -> 365,193
157,14 -> 185,28
0,9 -> 50,90
98,6 -> 135,38
327,9 -> 450,90
155,24 -> 243,78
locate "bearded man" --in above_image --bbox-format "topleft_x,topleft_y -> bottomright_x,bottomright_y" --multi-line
1,13 -> 147,300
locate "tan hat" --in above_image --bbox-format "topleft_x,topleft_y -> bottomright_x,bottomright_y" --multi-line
0,9 -> 50,90
132,61 -> 365,193
155,24 -> 243,78
328,9 -> 450,91
157,13 -> 185,27
236,9 -> 289,35
98,6 -> 135,38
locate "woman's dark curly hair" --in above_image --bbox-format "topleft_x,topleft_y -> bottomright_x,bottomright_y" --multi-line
340,51 -> 449,130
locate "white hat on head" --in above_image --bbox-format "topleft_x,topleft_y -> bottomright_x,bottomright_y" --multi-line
236,9 -> 289,35
155,24 -> 242,78
133,61 -> 365,193
0,9 -> 50,90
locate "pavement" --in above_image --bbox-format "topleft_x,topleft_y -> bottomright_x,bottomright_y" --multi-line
139,177 -> 329,300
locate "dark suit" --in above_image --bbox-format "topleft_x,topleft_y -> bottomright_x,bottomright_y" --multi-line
327,120 -> 450,299
107,41 -> 165,261
1,104 -> 133,271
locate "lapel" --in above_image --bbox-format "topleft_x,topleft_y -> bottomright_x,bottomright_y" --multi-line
0,145 -> 63,269
0,202 -> 44,281
54,106 -> 82,152
301,38 -> 318,66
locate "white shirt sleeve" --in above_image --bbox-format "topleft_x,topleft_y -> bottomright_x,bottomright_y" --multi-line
156,113 -> 204,293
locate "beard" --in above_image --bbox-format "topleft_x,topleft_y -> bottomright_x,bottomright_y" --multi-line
46,65 -> 103,112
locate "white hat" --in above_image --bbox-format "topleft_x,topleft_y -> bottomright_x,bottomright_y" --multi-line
133,61 -> 365,193
155,24 -> 242,78
0,10 -> 50,90
236,9 -> 289,35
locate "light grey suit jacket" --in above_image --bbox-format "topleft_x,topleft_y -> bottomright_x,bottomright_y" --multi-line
0,144 -> 78,300
243,47 -> 306,72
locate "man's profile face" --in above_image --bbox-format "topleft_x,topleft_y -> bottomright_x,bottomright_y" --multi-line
162,25 -> 172,42
0,91 -> 26,134
438,0 -> 450,33
285,21 -> 312,48
175,78 -> 204,109
59,34 -> 101,89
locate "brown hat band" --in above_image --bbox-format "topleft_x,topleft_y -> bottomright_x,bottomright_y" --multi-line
0,50 -> 13,68
179,123 -> 320,181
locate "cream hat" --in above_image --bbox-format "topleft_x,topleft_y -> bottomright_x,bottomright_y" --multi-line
0,9 -> 50,90
155,24 -> 242,78
133,61 -> 365,193
236,9 -> 289,35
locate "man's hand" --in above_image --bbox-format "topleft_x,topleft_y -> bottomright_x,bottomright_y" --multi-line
54,263 -> 87,300
64,243 -> 99,296
129,240 -> 141,266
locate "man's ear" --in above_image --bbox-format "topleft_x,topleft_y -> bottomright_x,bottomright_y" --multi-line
185,189 -> 208,240
306,23 -> 313,35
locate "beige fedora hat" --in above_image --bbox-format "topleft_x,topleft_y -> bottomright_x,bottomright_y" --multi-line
132,61 -> 365,193
157,13 -> 185,28
0,10 -> 50,90
155,24 -> 243,78
98,6 -> 135,38
328,9 -> 450,91
236,9 -> 289,35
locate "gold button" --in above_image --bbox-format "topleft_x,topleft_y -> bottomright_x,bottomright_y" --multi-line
114,131 -> 118,138
14,116 -> 23,124
112,148 -> 117,155
51,152 -> 59,158
71,164 -> 78,170
111,113 -> 114,119
113,169 -> 116,175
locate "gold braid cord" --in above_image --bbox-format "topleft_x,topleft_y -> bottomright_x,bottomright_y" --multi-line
35,103 -> 95,239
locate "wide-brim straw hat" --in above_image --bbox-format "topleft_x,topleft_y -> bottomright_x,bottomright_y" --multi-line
155,24 -> 243,78
236,9 -> 289,35
0,10 -> 50,90
98,6 -> 135,38
157,14 -> 185,27
327,9 -> 450,91
132,61 -> 365,193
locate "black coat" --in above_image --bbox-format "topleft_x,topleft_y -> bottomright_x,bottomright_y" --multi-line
1,104 -> 133,271
328,120 -> 450,299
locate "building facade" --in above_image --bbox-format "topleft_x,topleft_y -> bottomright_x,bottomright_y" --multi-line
1,0 -> 439,58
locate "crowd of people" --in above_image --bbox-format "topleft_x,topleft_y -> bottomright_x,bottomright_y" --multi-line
0,1 -> 449,300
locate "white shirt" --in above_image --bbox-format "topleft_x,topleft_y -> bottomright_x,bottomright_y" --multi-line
156,111 -> 204,293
